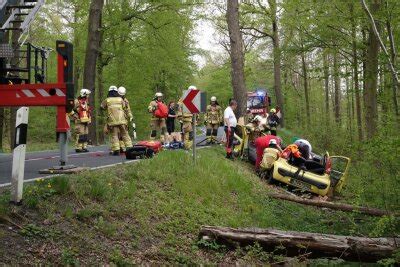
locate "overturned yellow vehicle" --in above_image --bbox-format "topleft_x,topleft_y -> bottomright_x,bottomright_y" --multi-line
261,152 -> 351,197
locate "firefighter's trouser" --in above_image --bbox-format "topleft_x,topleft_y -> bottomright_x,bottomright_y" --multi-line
110,124 -> 132,152
75,123 -> 89,150
206,123 -> 219,142
108,134 -> 127,152
182,121 -> 193,149
224,126 -> 236,157
150,118 -> 167,142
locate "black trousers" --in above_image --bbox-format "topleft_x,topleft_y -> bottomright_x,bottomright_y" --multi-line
166,119 -> 175,135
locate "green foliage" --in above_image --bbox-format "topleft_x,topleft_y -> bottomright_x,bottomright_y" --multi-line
1,148 -> 397,264
20,224 -> 55,239
109,249 -> 132,266
23,179 -> 57,209
61,248 -> 79,266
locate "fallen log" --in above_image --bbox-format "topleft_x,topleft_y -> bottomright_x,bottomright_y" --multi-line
267,192 -> 396,217
199,226 -> 400,262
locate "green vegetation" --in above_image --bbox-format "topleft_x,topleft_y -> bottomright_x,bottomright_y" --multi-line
0,148 -> 398,264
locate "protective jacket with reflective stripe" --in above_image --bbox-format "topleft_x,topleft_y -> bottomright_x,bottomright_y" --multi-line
101,97 -> 127,126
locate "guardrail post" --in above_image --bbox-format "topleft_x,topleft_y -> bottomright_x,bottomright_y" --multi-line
11,106 -> 29,204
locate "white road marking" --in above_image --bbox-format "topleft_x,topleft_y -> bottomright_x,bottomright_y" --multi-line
25,150 -> 107,162
0,159 -> 139,188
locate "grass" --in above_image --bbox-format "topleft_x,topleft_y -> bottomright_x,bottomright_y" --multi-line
0,147 -> 399,264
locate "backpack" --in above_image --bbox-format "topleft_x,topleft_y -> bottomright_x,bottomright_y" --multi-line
154,101 -> 168,118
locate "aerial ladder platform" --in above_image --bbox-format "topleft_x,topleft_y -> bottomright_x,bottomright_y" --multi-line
0,0 -> 76,203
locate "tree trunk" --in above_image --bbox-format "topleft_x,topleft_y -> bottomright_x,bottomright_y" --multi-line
269,0 -> 285,127
323,51 -> 330,123
267,192 -> 395,217
386,19 -> 399,117
83,0 -> 104,145
73,3 -> 81,94
301,52 -> 310,125
226,0 -> 247,118
199,226 -> 400,262
364,0 -> 380,139
345,68 -> 353,138
350,3 -> 363,141
333,51 -> 341,124
97,20 -> 105,144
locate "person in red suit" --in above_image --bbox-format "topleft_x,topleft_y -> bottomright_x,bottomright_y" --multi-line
255,134 -> 282,169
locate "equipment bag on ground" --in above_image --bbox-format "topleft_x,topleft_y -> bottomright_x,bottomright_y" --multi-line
126,140 -> 163,160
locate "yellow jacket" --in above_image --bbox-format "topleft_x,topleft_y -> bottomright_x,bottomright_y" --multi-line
101,97 -> 127,126
205,104 -> 222,124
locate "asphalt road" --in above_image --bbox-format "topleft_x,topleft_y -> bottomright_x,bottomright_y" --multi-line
0,127 -> 224,186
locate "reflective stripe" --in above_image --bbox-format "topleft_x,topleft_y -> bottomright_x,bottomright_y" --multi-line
22,90 -> 35,97
38,89 -> 50,97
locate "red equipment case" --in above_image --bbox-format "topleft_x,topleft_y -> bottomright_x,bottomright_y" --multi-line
136,140 -> 163,153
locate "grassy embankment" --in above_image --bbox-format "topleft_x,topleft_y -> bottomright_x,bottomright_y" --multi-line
1,147 -> 398,265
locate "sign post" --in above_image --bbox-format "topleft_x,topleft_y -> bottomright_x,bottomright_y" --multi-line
182,88 -> 206,164
11,106 -> 29,204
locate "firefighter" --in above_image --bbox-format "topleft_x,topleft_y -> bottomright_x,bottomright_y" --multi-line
148,92 -> 168,142
116,86 -> 133,153
101,85 -> 133,156
255,134 -> 282,170
267,108 -> 280,136
72,88 -> 91,153
177,97 -> 194,150
205,96 -> 222,144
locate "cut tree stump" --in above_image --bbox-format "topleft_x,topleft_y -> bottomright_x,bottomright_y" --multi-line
267,192 -> 396,217
199,226 -> 400,262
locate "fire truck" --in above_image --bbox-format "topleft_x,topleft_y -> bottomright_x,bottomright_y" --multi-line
0,0 -> 74,203
246,88 -> 271,116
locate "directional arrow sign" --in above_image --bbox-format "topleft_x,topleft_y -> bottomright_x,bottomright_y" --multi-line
182,89 -> 201,114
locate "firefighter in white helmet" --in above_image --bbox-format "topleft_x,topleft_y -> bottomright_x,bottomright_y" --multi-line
113,86 -> 134,153
204,96 -> 222,144
148,92 -> 168,142
101,85 -> 133,155
71,88 -> 91,153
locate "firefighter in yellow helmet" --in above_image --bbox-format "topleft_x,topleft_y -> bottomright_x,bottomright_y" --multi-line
115,86 -> 133,153
101,85 -> 133,156
177,85 -> 197,149
148,92 -> 168,142
72,88 -> 91,153
205,96 -> 222,144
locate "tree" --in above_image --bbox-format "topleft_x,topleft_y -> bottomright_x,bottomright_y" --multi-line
82,0 -> 104,145
226,0 -> 247,117
363,0 -> 381,138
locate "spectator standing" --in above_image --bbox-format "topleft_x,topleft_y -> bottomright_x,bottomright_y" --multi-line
166,101 -> 177,135
224,99 -> 238,159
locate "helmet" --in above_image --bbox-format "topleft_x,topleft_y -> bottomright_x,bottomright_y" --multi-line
270,108 -> 276,113
210,96 -> 217,102
253,115 -> 262,122
188,85 -> 197,90
109,85 -> 118,92
118,86 -> 126,96
155,92 -> 163,98
269,139 -> 277,145
80,88 -> 91,97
